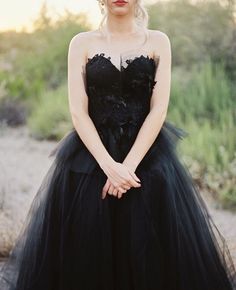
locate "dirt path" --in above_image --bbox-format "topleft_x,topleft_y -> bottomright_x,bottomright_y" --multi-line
0,124 -> 236,272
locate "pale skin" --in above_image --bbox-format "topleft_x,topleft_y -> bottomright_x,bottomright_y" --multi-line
68,0 -> 171,199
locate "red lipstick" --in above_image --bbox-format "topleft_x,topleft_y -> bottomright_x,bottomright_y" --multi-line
113,0 -> 128,6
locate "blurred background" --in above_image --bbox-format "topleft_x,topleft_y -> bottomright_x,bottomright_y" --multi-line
0,0 -> 235,265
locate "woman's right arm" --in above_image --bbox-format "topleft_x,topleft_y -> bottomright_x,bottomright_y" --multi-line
67,32 -> 141,197
68,33 -> 113,169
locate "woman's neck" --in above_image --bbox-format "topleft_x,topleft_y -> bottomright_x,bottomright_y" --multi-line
105,15 -> 139,36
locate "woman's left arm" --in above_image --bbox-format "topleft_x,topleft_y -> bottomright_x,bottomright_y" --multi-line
123,31 -> 172,171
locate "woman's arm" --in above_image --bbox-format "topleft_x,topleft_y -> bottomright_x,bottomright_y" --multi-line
68,33 -> 114,168
123,31 -> 171,170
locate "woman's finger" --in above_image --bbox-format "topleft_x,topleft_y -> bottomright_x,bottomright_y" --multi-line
117,190 -> 123,199
108,184 -> 114,195
130,171 -> 141,183
121,183 -> 131,190
126,176 -> 141,188
117,187 -> 127,194
107,183 -> 114,195
112,187 -> 119,196
101,179 -> 110,199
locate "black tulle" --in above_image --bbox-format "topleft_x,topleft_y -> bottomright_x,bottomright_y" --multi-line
0,52 -> 235,290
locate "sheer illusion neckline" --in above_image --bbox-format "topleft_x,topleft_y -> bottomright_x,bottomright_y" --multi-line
86,52 -> 156,73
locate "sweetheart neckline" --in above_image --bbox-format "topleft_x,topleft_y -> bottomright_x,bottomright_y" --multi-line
86,53 -> 156,73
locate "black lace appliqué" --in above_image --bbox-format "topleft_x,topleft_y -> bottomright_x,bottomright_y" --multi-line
85,52 -> 160,144
87,52 -> 159,74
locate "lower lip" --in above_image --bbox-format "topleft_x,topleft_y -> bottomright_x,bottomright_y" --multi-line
114,2 -> 127,6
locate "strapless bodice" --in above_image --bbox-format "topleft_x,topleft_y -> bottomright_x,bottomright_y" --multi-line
84,52 -> 159,161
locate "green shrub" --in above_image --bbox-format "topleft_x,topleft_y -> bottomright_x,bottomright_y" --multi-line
27,83 -> 72,140
169,59 -> 235,171
168,59 -> 236,208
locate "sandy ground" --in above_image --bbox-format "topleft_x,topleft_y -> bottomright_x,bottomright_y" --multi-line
0,123 -> 236,273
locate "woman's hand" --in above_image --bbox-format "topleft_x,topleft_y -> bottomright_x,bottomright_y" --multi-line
102,178 -> 131,199
100,159 -> 141,199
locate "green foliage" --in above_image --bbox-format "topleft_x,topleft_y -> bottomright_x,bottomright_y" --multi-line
0,8 -> 91,103
170,59 -> 235,169
27,82 -> 72,140
148,0 -> 236,80
168,59 -> 236,207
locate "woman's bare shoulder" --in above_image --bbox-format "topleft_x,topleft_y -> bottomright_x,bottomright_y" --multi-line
69,30 -> 101,49
148,29 -> 170,42
148,29 -> 171,54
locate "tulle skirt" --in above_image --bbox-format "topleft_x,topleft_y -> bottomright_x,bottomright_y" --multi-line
0,121 -> 236,290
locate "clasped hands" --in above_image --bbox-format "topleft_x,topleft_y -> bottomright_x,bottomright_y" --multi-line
100,159 -> 141,199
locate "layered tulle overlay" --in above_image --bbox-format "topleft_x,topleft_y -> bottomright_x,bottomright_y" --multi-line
1,51 -> 236,289
0,121 -> 235,290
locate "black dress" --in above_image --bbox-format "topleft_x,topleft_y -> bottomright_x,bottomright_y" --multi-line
0,51 -> 236,290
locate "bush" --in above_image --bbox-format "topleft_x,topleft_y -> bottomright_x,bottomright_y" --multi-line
168,59 -> 236,208
169,59 -> 235,171
148,0 -> 236,81
27,83 -> 72,140
0,98 -> 28,126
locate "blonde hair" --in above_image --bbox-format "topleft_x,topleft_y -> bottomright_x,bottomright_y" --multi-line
96,0 -> 149,44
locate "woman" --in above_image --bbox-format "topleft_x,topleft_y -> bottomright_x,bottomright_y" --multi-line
0,0 -> 236,289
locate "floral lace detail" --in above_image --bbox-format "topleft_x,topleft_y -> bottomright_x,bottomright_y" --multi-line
87,53 -> 111,64
87,52 -> 159,73
85,52 -> 160,147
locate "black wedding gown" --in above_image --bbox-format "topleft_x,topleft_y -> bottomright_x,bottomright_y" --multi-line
0,51 -> 236,290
